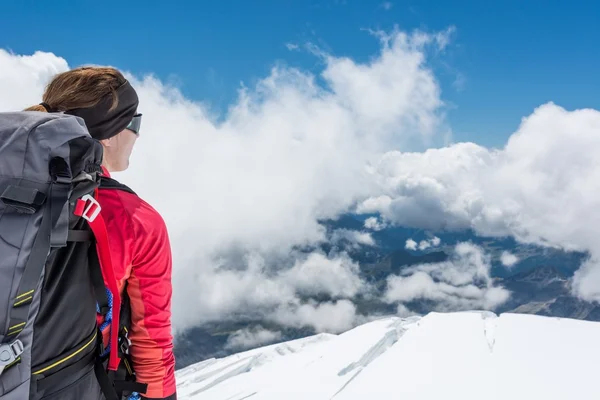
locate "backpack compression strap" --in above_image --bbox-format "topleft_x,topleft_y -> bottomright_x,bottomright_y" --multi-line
3,174 -> 71,341
1,162 -> 73,375
74,191 -> 121,372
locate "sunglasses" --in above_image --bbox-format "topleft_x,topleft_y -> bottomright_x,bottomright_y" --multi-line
127,113 -> 142,135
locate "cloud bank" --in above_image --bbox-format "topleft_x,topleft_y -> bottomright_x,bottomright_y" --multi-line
1,23 -> 599,338
224,326 -> 283,351
385,242 -> 511,313
0,27 -> 451,334
358,103 -> 600,302
120,28 -> 452,333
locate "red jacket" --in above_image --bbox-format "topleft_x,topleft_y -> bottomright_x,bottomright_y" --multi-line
97,167 -> 177,399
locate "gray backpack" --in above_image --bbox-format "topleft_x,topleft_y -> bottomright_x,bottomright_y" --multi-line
0,111 -> 107,399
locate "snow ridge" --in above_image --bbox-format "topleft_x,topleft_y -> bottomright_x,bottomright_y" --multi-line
330,317 -> 419,399
338,317 -> 417,376
176,332 -> 335,397
187,354 -> 266,396
176,312 -> 600,400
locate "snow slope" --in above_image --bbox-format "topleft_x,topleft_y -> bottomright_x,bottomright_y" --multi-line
175,311 -> 600,399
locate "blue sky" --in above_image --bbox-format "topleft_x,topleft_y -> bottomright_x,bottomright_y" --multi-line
1,0 -> 598,148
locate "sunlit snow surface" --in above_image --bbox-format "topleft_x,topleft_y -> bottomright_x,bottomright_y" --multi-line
176,312 -> 600,399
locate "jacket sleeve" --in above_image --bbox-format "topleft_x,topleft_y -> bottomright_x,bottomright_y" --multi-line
126,203 -> 177,399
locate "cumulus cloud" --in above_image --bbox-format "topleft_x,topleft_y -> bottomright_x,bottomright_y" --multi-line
0,26 -> 452,334
396,304 -> 418,318
330,229 -> 376,248
271,299 -> 358,333
0,49 -> 68,111
281,252 -> 367,298
385,243 -> 510,311
500,251 -> 519,268
360,103 -> 600,302
119,27 -> 451,332
405,237 -> 441,251
418,240 -> 431,250
225,326 -> 282,350
364,216 -> 386,231
3,21 -> 598,338
419,236 -> 441,250
175,250 -> 368,333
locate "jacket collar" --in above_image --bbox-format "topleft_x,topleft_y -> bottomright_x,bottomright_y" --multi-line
101,165 -> 111,178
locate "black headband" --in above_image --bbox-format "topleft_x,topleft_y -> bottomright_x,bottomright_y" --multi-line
64,80 -> 139,140
39,102 -> 56,112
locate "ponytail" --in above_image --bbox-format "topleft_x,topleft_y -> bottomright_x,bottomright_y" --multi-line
24,102 -> 55,113
24,104 -> 50,112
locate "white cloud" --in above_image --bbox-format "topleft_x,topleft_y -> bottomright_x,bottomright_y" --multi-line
177,250 -> 367,328
418,240 -> 431,250
318,28 -> 448,146
358,143 -> 493,232
116,28 -> 449,332
396,304 -> 418,318
500,251 -> 519,268
364,216 -> 386,231
360,102 -> 600,303
224,326 -> 282,350
385,243 -> 510,311
186,253 -> 297,323
433,26 -> 456,51
406,237 -> 441,251
271,299 -> 358,333
5,22 -> 599,337
285,43 -> 299,51
0,27 -> 447,334
281,252 -> 367,298
357,195 -> 393,215
419,236 -> 441,250
0,49 -> 68,111
330,229 -> 376,248
573,258 -> 600,300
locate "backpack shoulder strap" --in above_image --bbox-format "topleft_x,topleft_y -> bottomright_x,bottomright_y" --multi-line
99,176 -> 137,196
89,176 -> 149,398
74,192 -> 121,372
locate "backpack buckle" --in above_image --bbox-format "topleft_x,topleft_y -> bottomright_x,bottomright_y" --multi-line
78,194 -> 101,222
118,327 -> 131,355
119,336 -> 131,356
0,339 -> 24,376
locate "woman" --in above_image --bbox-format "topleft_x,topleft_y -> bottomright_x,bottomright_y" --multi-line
26,67 -> 177,400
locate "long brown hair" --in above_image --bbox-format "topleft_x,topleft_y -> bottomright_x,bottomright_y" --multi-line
25,66 -> 127,113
